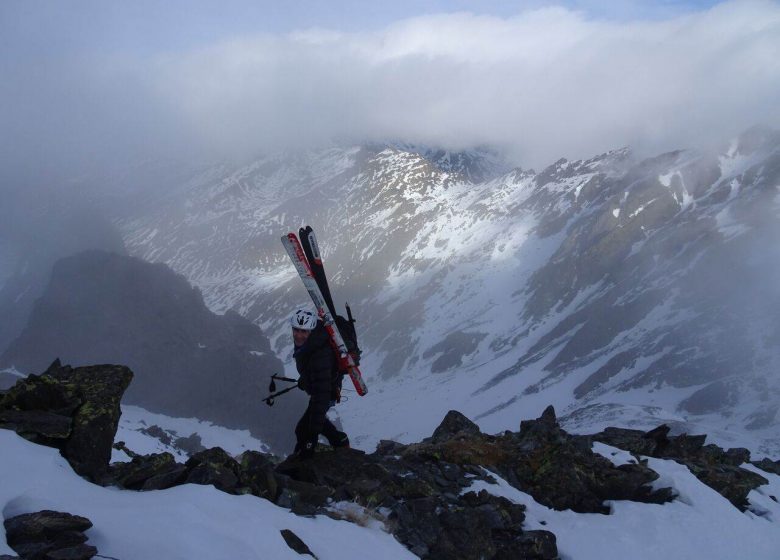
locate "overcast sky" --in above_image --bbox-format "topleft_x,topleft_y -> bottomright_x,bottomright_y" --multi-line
1,0 -> 778,183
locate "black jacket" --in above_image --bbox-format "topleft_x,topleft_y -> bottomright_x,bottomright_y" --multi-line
293,322 -> 342,436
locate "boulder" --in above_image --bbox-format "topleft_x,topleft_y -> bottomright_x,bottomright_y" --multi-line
239,451 -> 281,500
3,510 -> 97,560
110,452 -> 186,491
0,359 -> 132,481
184,447 -> 243,494
429,410 -> 482,443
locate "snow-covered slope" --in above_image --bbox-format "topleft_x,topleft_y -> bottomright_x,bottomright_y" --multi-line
112,405 -> 271,462
117,130 -> 780,455
0,430 -> 413,560
3,428 -> 780,560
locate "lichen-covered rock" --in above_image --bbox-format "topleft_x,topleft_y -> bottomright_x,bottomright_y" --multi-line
239,450 -> 281,500
3,510 -> 97,560
0,359 -> 132,481
497,406 -> 672,513
52,363 -> 133,482
0,361 -> 81,446
110,452 -> 186,491
275,435 -> 558,559
184,447 -> 243,494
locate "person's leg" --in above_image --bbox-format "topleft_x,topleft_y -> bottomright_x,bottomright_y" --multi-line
322,417 -> 349,448
294,403 -> 317,457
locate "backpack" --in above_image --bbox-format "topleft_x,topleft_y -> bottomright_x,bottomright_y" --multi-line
335,314 -> 361,367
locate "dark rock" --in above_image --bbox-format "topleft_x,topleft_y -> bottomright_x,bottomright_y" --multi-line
752,458 -> 780,476
593,423 -> 767,510
274,419 -> 562,559
4,510 -> 96,560
54,365 -> 132,482
276,479 -> 334,516
41,545 -> 98,560
688,462 -> 767,511
174,433 -> 206,456
184,447 -> 242,494
111,440 -> 139,459
501,408 -> 672,513
430,410 -> 482,442
110,452 -> 186,491
374,439 -> 408,456
239,450 -> 280,500
0,361 -> 132,481
0,409 -> 72,440
140,425 -> 172,445
280,529 -> 318,558
497,531 -> 559,560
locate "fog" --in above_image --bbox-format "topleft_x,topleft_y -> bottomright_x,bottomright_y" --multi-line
1,0 -> 779,186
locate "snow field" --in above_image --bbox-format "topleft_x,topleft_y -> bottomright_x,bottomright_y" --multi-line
1,431 -> 415,560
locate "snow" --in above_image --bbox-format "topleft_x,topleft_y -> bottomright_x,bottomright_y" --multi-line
715,205 -> 750,240
113,405 -> 271,461
0,430 -> 415,560
658,171 -> 674,187
0,366 -> 24,378
612,208 -> 620,218
467,463 -> 780,560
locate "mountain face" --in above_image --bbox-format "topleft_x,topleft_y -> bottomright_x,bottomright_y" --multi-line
0,191 -> 128,355
115,131 -> 780,454
0,250 -> 301,452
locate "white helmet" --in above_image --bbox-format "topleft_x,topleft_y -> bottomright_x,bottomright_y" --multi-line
290,308 -> 317,330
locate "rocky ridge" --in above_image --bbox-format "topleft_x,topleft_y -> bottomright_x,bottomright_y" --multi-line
3,362 -> 778,560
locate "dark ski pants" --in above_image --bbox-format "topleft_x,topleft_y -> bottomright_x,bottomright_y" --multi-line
294,400 -> 348,454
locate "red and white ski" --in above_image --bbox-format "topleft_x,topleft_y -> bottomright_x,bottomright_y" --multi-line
281,232 -> 368,396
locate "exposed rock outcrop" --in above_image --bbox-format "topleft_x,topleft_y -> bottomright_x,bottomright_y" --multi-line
592,424 -> 768,510
0,360 -> 131,481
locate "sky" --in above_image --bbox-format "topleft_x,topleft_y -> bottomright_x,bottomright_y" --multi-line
1,0 -> 778,183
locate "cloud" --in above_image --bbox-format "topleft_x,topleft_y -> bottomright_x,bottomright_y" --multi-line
2,0 -> 779,179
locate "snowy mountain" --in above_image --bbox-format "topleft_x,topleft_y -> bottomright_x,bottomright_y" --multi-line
115,130 -> 780,455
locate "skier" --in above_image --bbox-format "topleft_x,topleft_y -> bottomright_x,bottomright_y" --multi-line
290,307 -> 350,459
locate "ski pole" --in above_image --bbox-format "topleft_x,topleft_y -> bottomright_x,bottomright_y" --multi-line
264,384 -> 298,407
268,373 -> 299,393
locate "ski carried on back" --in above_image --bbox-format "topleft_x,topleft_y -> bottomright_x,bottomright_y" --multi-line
299,226 -> 362,365
281,230 -> 368,396
299,226 -> 336,318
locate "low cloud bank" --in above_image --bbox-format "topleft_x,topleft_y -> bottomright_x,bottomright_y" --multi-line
2,1 -> 779,180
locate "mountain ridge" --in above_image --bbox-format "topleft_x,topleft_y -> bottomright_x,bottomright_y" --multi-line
111,131 -> 780,454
